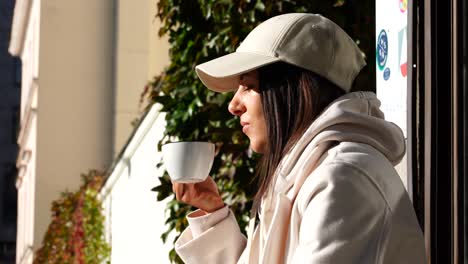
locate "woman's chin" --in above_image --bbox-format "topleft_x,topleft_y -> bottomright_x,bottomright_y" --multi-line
249,141 -> 266,154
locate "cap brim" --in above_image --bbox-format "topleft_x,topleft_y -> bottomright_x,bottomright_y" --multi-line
195,52 -> 280,93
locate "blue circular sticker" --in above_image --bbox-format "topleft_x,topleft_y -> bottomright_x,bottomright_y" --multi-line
383,67 -> 391,80
377,30 -> 388,71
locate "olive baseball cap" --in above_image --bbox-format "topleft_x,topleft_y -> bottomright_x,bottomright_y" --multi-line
195,13 -> 366,93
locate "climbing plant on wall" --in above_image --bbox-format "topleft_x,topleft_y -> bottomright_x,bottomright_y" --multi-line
33,170 -> 110,264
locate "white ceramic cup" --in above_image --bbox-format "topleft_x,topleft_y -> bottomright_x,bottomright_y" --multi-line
161,141 -> 215,183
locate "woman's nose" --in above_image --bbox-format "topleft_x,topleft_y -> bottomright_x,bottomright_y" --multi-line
228,92 -> 245,116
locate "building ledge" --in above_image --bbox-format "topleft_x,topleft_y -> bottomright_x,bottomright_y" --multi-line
9,0 -> 32,56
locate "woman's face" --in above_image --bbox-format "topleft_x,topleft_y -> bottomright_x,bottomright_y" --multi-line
228,70 -> 267,153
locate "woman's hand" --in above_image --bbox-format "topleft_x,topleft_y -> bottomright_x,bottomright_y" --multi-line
172,176 -> 225,214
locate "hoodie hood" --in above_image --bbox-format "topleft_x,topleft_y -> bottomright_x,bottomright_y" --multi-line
261,91 -> 406,214
277,91 -> 406,178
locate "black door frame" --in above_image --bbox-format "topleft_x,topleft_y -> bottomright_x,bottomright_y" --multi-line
410,0 -> 467,263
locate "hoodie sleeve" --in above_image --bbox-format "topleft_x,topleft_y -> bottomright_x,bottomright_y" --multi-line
175,206 -> 247,264
290,162 -> 387,263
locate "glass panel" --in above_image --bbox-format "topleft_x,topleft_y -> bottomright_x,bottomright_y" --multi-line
375,0 -> 410,192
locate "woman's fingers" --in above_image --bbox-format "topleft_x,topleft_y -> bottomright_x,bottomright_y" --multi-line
171,177 -> 223,212
180,183 -> 194,202
172,182 -> 195,203
173,182 -> 181,200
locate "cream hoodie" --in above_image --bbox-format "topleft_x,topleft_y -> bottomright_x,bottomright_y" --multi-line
175,91 -> 427,263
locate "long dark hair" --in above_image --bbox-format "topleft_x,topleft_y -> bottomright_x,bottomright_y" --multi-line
253,61 -> 346,209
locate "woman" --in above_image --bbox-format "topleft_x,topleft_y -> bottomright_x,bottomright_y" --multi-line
172,13 -> 426,263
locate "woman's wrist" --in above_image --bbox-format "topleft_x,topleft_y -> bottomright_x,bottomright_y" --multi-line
202,197 -> 225,214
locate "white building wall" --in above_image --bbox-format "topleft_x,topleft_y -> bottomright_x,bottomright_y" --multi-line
16,113 -> 36,264
100,0 -> 172,261
113,0 -> 170,155
100,105 -> 173,264
10,0 -> 170,261
11,0 -> 116,260
33,0 -> 115,249
12,0 -> 39,262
